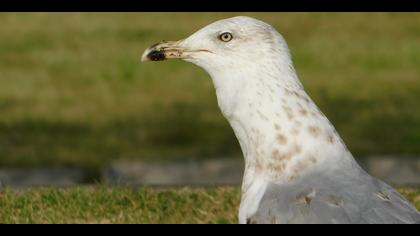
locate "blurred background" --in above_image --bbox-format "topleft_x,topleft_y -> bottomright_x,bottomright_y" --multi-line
0,13 -> 419,187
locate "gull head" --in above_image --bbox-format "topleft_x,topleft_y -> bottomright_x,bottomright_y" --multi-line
141,16 -> 292,75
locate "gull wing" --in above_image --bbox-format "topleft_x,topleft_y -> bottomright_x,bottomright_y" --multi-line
248,168 -> 420,224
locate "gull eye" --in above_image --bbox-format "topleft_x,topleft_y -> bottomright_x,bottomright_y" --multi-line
219,32 -> 233,42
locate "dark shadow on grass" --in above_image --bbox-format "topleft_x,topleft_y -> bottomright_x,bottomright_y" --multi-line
0,103 -> 241,175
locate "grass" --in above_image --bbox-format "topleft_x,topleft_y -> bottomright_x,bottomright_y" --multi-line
0,186 -> 241,224
0,186 -> 419,224
0,13 -> 419,172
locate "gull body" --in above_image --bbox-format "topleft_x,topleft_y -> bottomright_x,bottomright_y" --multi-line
142,16 -> 420,224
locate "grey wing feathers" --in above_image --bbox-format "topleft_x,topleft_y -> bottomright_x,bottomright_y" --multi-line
249,169 -> 420,224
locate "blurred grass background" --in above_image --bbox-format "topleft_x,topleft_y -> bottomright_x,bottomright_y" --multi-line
0,12 -> 419,174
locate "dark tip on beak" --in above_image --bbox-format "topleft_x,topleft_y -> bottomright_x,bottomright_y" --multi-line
141,40 -> 183,62
147,50 -> 166,61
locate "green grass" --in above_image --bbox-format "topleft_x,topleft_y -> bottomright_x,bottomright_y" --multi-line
0,186 -> 241,224
0,186 -> 419,224
0,13 -> 419,172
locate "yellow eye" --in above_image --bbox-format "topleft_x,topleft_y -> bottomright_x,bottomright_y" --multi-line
219,32 -> 233,42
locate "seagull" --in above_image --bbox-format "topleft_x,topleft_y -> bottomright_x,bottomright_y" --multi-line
141,16 -> 420,224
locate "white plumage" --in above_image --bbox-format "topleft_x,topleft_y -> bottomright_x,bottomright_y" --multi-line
142,16 -> 420,224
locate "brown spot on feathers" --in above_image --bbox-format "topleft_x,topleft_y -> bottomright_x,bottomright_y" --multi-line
271,144 -> 301,163
282,105 -> 295,121
307,125 -> 321,138
304,196 -> 312,205
296,189 -> 316,206
298,108 -> 308,116
326,133 -> 335,143
287,112 -> 294,120
255,157 -> 265,174
276,133 -> 288,144
266,144 -> 303,179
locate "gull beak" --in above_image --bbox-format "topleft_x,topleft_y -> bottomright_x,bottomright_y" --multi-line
141,39 -> 213,62
141,40 -> 186,62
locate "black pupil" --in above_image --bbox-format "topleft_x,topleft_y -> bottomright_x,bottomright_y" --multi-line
222,33 -> 230,41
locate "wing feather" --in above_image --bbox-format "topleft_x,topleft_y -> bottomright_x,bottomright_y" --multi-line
248,168 -> 420,224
